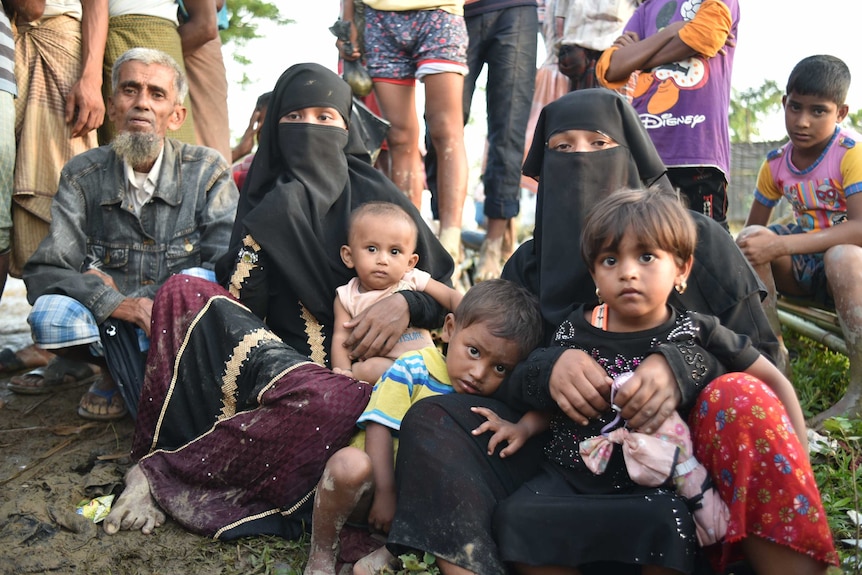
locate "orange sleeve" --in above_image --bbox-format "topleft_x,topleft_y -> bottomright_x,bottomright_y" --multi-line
596,46 -> 629,90
677,0 -> 731,58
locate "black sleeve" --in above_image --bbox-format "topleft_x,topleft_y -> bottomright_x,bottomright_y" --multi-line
674,211 -> 781,363
221,233 -> 270,321
401,290 -> 448,331
647,343 -> 724,411
492,345 -> 567,412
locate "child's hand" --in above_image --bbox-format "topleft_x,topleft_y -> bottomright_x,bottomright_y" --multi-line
332,367 -> 355,378
334,21 -> 361,61
368,488 -> 396,534
718,32 -> 736,56
612,31 -> 640,48
470,406 -> 528,458
736,226 -> 784,266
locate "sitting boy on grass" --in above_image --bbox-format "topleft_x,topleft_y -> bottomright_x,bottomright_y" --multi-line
736,54 -> 862,426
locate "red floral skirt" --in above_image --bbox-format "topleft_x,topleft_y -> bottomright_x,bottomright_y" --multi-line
690,373 -> 839,569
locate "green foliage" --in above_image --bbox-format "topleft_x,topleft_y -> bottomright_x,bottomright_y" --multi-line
785,330 -> 849,419
728,80 -> 783,143
219,0 -> 291,85
787,330 -> 862,572
846,109 -> 862,133
385,553 -> 441,575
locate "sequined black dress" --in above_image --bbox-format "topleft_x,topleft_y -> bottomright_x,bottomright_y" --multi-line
493,304 -> 760,573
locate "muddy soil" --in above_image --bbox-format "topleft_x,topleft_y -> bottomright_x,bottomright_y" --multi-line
0,279 -> 287,575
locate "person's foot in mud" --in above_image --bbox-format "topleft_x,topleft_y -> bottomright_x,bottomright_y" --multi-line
103,464 -> 165,535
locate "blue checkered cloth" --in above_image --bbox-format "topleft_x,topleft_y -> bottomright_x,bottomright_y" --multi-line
27,267 -> 216,355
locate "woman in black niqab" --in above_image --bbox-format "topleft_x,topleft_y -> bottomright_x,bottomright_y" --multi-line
118,64 -> 452,542
387,88 -> 780,575
216,63 -> 453,363
511,88 -> 673,329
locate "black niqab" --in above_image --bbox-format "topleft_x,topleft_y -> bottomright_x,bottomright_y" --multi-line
216,63 -> 452,330
507,88 -> 673,329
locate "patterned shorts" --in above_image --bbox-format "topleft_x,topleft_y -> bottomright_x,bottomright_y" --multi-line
363,7 -> 468,82
769,223 -> 830,305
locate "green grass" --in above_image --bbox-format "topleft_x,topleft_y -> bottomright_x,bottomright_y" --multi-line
785,329 -> 862,573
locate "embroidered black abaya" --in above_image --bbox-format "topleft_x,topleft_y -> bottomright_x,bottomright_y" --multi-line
129,64 -> 451,540
387,89 -> 780,575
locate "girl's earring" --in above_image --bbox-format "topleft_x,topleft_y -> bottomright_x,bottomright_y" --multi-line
675,279 -> 687,294
595,287 -> 603,304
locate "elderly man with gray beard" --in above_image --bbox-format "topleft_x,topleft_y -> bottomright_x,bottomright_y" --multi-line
10,47 -> 238,420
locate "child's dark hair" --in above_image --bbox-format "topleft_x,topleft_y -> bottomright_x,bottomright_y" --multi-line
453,279 -> 544,360
348,201 -> 419,247
786,55 -> 850,106
580,187 -> 697,269
256,91 -> 273,110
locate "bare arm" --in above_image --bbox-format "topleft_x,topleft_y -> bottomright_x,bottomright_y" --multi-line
744,198 -> 774,228
364,422 -> 397,533
231,107 -> 263,162
6,0 -> 44,21
66,0 -> 107,138
330,297 -> 354,373
602,22 -> 686,83
110,297 -> 154,337
745,355 -> 808,452
178,0 -> 219,54
336,0 -> 360,60
471,406 -> 550,457
740,194 -> 862,266
422,278 -> 462,312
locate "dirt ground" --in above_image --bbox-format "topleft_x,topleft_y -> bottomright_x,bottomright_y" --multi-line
0,278 -> 291,575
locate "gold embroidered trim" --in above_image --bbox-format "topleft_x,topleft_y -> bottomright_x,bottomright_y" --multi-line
228,235 -> 262,298
150,294 -> 242,453
300,303 -> 327,366
220,328 -> 283,419
255,359 -> 312,403
212,486 -> 316,540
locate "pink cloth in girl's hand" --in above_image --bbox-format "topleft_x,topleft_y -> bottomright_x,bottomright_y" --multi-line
578,372 -> 729,546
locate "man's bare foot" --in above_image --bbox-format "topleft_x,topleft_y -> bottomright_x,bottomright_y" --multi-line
103,464 -> 165,535
353,546 -> 398,575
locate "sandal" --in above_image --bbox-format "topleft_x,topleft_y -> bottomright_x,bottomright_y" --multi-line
7,357 -> 100,395
78,379 -> 128,421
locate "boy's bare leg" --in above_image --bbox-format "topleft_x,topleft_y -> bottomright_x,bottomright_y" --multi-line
304,447 -> 374,575
103,464 -> 165,535
811,245 -> 862,426
742,535 -> 828,575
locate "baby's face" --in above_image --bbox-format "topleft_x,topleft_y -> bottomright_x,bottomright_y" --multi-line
442,317 -> 521,397
344,214 -> 418,292
548,129 -> 619,153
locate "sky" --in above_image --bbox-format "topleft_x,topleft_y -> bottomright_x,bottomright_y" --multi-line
223,1 -> 862,143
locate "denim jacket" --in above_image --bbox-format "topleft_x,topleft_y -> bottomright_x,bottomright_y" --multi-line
23,138 -> 238,324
